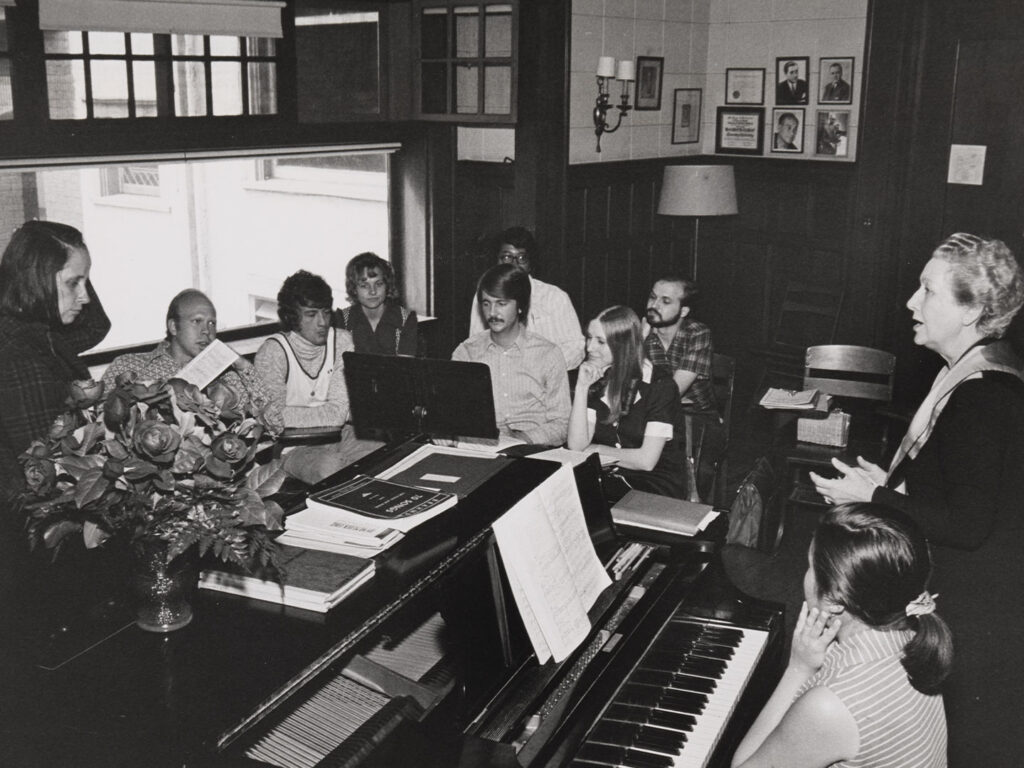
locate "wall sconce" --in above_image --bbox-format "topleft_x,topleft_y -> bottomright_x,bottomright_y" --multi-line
593,56 -> 634,153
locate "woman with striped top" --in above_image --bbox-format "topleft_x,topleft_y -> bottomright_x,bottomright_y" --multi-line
732,503 -> 951,767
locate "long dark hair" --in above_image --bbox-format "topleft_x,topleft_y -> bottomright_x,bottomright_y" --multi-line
595,305 -> 644,424
813,503 -> 953,693
277,270 -> 333,332
0,220 -> 88,325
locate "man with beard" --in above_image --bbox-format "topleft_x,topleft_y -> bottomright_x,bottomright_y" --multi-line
468,226 -> 584,369
102,289 -> 269,415
643,277 -> 722,493
255,270 -> 380,483
453,263 -> 570,446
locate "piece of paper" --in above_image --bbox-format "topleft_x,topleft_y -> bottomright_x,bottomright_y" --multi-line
491,464 -> 612,663
175,338 -> 239,390
947,144 -> 986,185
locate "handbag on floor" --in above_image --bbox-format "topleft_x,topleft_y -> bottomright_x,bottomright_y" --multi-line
726,456 -> 779,551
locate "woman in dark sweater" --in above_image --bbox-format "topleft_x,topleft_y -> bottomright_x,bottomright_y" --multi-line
812,233 -> 1024,766
568,305 -> 683,499
334,252 -> 418,356
0,221 -> 110,505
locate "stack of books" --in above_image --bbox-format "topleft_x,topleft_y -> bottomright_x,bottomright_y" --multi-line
277,474 -> 458,557
199,545 -> 375,613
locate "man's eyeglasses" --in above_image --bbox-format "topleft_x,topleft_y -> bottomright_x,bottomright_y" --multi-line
499,251 -> 530,265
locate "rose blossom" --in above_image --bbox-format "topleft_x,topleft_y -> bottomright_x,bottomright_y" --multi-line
132,420 -> 182,464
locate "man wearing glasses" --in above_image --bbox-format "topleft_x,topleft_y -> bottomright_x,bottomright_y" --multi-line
468,226 -> 584,369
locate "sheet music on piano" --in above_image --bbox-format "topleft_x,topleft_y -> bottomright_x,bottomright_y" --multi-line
492,464 -> 612,663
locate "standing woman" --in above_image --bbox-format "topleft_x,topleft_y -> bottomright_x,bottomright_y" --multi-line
812,233 -> 1024,765
334,252 -> 418,356
0,221 -> 110,505
568,305 -> 684,499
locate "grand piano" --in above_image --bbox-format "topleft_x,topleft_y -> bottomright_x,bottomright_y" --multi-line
0,440 -> 784,768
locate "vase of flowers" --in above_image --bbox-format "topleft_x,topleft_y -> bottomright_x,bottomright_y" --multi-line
21,374 -> 286,632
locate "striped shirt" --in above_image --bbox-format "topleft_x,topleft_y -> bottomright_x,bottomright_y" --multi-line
452,327 -> 570,446
469,276 -> 585,369
798,628 -> 947,768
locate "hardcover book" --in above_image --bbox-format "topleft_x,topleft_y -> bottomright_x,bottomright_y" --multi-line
611,490 -> 719,537
199,545 -> 374,613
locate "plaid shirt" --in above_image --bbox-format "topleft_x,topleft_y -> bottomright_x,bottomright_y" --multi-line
643,317 -> 715,412
0,291 -> 111,500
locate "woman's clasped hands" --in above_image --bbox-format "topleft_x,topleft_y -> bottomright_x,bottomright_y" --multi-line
809,456 -> 886,505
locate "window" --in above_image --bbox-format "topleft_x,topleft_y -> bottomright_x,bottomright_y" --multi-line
0,7 -> 12,120
416,1 -> 516,122
0,148 -> 394,351
43,30 -> 278,119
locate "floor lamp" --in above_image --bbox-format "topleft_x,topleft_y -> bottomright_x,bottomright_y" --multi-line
657,165 -> 737,283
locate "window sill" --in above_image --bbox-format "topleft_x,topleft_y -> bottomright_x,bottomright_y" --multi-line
94,194 -> 172,213
245,178 -> 387,202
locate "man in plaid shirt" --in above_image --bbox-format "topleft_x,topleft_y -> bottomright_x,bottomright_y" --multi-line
642,277 -> 723,496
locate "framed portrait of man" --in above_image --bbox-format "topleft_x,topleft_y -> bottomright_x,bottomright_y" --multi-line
815,110 -> 850,157
775,56 -> 809,105
770,108 -> 804,154
819,57 -> 854,104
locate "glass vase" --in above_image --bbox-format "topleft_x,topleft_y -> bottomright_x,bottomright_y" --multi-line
131,538 -> 195,633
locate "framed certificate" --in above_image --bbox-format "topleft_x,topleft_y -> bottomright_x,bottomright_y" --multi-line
725,68 -> 765,105
715,107 -> 764,155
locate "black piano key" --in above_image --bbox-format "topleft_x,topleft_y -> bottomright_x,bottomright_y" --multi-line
632,668 -> 717,695
572,760 -> 616,768
578,742 -> 673,768
617,684 -> 707,715
690,642 -> 734,660
677,656 -> 727,678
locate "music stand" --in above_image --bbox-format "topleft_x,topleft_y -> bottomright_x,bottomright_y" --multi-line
342,353 -> 498,440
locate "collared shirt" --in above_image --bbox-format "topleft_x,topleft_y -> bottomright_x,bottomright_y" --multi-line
102,340 -> 271,419
335,301 -> 418,357
643,317 -> 715,412
255,329 -> 354,432
469,275 -> 584,369
797,628 -> 947,767
452,327 -> 570,446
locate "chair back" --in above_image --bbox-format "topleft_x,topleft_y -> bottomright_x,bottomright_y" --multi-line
711,353 -> 735,443
803,344 -> 895,402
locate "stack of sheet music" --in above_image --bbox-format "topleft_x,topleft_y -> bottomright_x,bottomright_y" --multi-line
277,474 -> 458,557
758,387 -> 821,410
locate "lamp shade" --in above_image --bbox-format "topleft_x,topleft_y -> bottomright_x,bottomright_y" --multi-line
657,165 -> 737,217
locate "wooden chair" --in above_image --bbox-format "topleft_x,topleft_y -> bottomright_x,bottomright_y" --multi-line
776,344 -> 896,510
753,281 -> 845,395
683,353 -> 736,507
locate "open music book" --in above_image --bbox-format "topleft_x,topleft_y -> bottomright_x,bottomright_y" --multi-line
491,464 -> 612,664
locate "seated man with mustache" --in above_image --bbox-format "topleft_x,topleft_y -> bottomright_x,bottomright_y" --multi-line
255,270 -> 381,483
452,263 -> 570,447
101,288 -> 269,415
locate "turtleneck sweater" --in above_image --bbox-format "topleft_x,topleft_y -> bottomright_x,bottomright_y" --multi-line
254,329 -> 354,431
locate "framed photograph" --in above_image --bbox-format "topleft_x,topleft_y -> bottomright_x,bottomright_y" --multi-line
635,56 -> 664,111
815,110 -> 850,157
725,68 -> 765,105
715,106 -> 764,155
819,57 -> 854,104
770,108 -> 804,154
775,56 -> 810,105
671,88 -> 702,144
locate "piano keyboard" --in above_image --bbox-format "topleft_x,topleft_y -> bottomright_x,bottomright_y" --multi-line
570,613 -> 769,768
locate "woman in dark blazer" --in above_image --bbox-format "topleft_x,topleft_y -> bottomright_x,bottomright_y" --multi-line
812,233 -> 1024,766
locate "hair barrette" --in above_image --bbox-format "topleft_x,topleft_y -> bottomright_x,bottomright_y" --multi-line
905,591 -> 938,617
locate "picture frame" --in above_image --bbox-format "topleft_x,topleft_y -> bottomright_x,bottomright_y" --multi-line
819,57 -> 854,104
715,106 -> 764,155
634,56 -> 664,111
815,110 -> 850,157
770,108 -> 804,154
775,56 -> 810,105
725,68 -> 765,105
671,88 -> 702,144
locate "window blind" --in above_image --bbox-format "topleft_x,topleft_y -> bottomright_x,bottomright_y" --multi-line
38,0 -> 285,38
